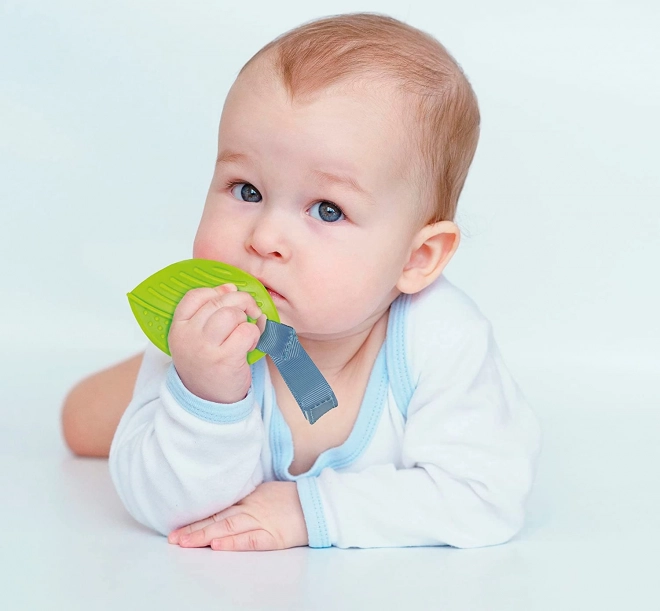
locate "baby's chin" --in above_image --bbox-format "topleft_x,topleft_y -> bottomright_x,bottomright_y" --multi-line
270,304 -> 380,339
293,322 -> 371,342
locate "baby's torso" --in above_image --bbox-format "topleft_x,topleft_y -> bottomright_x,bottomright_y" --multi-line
273,377 -> 364,475
266,310 -> 389,476
251,277 -> 473,483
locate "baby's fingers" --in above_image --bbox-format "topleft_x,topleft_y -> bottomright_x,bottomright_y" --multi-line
171,284 -> 237,324
177,513 -> 261,548
168,505 -> 244,544
168,517 -> 215,544
211,530 -> 278,552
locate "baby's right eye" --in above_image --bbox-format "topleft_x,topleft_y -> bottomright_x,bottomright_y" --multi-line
228,181 -> 262,203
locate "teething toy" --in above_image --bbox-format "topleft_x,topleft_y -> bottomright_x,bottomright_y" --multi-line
127,259 -> 337,424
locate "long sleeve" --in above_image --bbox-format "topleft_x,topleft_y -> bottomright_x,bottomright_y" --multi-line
296,317 -> 542,549
108,342 -> 265,536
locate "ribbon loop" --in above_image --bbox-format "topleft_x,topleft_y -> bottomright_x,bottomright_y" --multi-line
255,319 -> 338,424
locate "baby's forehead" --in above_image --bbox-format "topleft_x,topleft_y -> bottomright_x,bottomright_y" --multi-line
220,62 -> 422,202
239,57 -> 413,120
230,64 -> 419,162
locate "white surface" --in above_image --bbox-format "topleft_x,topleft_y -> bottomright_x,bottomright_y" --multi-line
3,354 -> 659,610
2,1 -> 659,609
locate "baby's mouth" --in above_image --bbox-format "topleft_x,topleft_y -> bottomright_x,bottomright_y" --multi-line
265,286 -> 285,301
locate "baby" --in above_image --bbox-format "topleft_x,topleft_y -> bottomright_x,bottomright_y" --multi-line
62,12 -> 542,551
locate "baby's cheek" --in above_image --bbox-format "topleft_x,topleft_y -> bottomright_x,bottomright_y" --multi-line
193,220 -> 241,261
192,233 -> 221,260
192,238 -> 239,268
192,241 -> 209,259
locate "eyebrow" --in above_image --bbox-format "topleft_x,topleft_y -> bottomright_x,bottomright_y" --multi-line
216,150 -> 375,205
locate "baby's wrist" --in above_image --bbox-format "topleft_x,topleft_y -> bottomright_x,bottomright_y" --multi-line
165,363 -> 254,424
173,365 -> 250,405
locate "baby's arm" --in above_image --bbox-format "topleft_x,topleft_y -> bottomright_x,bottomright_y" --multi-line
61,352 -> 143,457
108,342 -> 265,537
295,317 -> 542,549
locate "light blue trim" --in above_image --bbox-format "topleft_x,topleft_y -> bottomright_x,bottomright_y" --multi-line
266,291 -> 414,547
270,342 -> 388,482
296,477 -> 331,548
270,317 -> 390,548
165,362 -> 254,424
387,292 -> 415,420
250,357 -> 267,419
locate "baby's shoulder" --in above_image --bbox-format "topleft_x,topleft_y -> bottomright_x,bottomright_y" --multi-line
407,274 -> 490,336
403,275 -> 492,376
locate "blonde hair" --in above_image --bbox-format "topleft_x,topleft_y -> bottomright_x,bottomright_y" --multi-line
237,12 -> 480,228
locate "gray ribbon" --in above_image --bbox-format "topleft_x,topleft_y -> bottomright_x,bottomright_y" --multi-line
255,319 -> 338,424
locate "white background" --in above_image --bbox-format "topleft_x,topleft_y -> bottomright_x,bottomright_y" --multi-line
1,1 -> 659,610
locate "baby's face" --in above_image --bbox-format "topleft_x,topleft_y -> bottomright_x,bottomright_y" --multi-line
193,65 -> 423,340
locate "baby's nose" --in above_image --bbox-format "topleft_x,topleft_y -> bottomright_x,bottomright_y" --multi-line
247,210 -> 291,259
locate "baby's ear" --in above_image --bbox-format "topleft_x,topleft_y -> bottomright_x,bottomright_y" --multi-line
396,221 -> 460,294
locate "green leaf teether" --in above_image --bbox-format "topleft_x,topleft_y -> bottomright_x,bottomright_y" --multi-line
127,258 -> 279,365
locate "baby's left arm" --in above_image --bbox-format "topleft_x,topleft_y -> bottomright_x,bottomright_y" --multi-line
296,318 -> 542,549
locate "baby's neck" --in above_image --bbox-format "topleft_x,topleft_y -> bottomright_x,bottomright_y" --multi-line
296,307 -> 390,384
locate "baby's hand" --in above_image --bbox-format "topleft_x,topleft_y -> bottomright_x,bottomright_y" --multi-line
168,481 -> 309,551
168,283 -> 267,404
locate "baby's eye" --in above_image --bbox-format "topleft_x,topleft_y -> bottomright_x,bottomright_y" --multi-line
229,181 -> 262,203
309,201 -> 345,223
227,181 -> 345,223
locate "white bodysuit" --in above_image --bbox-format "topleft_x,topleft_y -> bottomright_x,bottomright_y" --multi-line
109,275 -> 542,549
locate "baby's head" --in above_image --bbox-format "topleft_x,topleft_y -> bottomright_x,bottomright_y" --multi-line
193,13 -> 480,338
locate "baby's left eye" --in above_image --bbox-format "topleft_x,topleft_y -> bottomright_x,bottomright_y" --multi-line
309,201 -> 345,223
